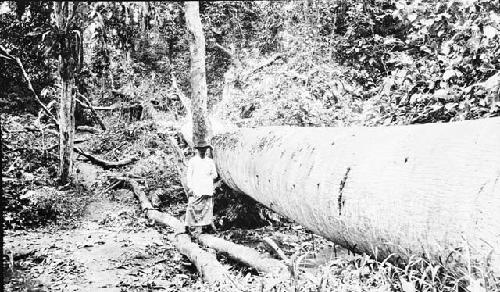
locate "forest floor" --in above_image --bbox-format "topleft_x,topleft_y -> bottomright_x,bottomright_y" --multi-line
8,108 -> 481,292
3,161 -> 349,292
4,112 -> 380,292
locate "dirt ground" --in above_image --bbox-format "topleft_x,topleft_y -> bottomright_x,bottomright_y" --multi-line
3,186 -> 202,292
4,161 -> 343,292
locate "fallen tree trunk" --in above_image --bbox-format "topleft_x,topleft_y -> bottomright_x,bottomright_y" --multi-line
211,117 -> 500,275
74,148 -> 138,169
122,178 -> 287,276
122,178 -> 231,284
197,234 -> 288,275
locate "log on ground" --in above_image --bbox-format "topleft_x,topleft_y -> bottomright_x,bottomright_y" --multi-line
74,148 -> 138,169
122,178 -> 288,278
121,178 -> 231,284
211,117 -> 500,275
197,234 -> 288,275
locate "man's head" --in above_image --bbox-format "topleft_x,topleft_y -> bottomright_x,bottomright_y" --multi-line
195,145 -> 212,159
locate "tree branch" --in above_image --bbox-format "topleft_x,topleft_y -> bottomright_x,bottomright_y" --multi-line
74,147 -> 138,169
171,73 -> 192,118
76,92 -> 106,131
242,53 -> 284,81
0,45 -> 59,128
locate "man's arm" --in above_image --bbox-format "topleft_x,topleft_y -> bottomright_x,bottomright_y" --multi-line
210,159 -> 218,180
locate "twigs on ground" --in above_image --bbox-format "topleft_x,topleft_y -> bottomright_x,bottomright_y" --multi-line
73,148 -> 138,169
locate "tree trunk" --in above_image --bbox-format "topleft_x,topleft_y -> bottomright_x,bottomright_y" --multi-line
211,117 -> 500,275
58,79 -> 75,184
54,2 -> 80,184
185,1 -> 210,147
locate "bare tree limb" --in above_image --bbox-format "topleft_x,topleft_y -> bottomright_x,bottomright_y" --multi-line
76,125 -> 100,134
73,148 -> 138,169
242,53 -> 284,81
0,45 -> 59,128
76,92 -> 106,131
44,138 -> 88,152
213,42 -> 242,69
263,237 -> 291,265
197,234 -> 289,275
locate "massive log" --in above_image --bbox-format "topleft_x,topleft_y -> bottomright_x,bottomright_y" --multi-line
211,117 -> 500,274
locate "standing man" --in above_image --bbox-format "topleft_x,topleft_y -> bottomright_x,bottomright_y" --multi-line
185,144 -> 218,235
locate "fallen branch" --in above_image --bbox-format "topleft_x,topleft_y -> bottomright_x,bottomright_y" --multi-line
121,178 -> 232,284
125,177 -> 289,275
104,173 -> 145,181
0,45 -> 59,128
76,92 -> 106,131
93,102 -> 142,111
73,148 -> 138,169
197,234 -> 288,275
7,126 -> 58,135
76,125 -> 100,134
263,237 -> 291,265
44,138 -> 88,152
171,74 -> 192,117
242,53 -> 283,81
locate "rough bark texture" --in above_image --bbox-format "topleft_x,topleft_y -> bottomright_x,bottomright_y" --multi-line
185,2 -> 210,147
211,117 -> 500,274
58,80 -> 75,183
54,2 -> 81,184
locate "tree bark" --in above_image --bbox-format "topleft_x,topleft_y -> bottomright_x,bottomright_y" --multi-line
58,79 -> 75,183
211,117 -> 500,275
54,2 -> 81,184
185,1 -> 210,147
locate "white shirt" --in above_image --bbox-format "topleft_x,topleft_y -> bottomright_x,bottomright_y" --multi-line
186,155 -> 217,197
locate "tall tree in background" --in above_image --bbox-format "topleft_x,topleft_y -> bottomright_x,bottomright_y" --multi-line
184,1 -> 209,147
53,2 -> 83,183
